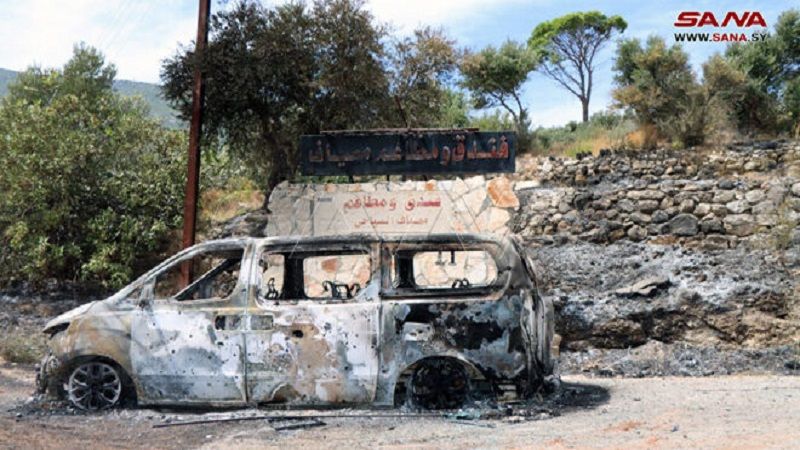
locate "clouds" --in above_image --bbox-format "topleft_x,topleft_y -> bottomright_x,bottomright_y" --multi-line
0,0 -> 795,125
0,0 -> 195,82
364,0 -> 532,34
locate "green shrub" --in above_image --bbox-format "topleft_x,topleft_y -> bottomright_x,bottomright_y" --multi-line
534,111 -> 637,156
0,45 -> 187,290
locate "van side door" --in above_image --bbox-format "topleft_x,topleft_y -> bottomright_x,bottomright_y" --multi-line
244,242 -> 381,404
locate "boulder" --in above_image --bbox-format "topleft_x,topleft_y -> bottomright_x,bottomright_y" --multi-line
726,200 -> 750,214
714,190 -> 736,203
699,218 -> 725,234
724,214 -> 756,237
652,210 -> 670,223
693,203 -> 711,216
666,213 -> 699,236
637,200 -> 660,213
745,190 -> 765,204
679,199 -> 696,213
627,225 -> 648,241
718,179 -> 735,190
487,177 -> 519,208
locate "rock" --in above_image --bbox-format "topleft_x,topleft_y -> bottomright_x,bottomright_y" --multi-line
666,214 -> 699,236
513,180 -> 540,191
627,225 -> 647,241
591,319 -> 647,348
726,200 -> 750,214
487,177 -> 520,208
629,212 -> 651,225
710,204 -> 728,217
751,201 -> 774,215
679,199 -> 696,213
693,203 -> 711,216
714,191 -> 736,203
744,160 -> 761,171
573,192 -> 592,209
617,198 -> 635,213
724,214 -> 756,237
593,198 -> 612,210
628,189 -> 664,200
718,180 -> 735,190
745,190 -> 765,204
637,200 -> 660,213
701,234 -> 733,250
652,210 -> 670,223
699,218 -> 725,234
615,276 -> 671,297
792,183 -> 800,197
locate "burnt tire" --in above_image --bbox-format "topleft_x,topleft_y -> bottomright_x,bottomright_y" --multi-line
409,358 -> 469,410
64,361 -> 123,410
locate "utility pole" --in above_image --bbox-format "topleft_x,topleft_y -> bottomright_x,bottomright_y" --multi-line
180,0 -> 211,287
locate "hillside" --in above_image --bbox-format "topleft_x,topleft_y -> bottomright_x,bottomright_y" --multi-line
0,67 -> 182,128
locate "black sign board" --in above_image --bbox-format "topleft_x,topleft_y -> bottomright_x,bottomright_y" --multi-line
300,130 -> 516,176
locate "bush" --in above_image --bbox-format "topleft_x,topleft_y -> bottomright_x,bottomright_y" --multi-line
612,36 -> 707,148
0,45 -> 187,290
534,111 -> 637,156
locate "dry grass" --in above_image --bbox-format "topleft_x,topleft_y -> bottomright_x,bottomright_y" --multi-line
200,177 -> 265,225
0,327 -> 47,364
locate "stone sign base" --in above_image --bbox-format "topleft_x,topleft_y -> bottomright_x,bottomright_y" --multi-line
265,176 -> 519,237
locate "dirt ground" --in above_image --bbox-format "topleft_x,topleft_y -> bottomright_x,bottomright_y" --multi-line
1,362 -> 798,449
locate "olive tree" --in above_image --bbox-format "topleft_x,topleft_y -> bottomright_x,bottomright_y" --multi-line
460,41 -> 536,150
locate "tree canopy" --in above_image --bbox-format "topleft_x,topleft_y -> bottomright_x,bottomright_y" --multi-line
460,40 -> 537,149
528,11 -> 627,122
161,0 -> 459,195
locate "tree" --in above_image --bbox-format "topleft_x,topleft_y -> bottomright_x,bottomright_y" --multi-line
387,27 -> 459,127
163,0 -> 461,197
612,36 -> 705,147
460,41 -> 536,150
702,54 -> 779,135
724,9 -> 800,132
528,11 -> 626,123
162,0 -> 389,197
0,45 -> 187,289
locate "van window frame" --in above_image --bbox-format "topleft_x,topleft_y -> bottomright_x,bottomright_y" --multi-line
253,242 -> 377,304
379,241 -> 509,299
142,241 -> 249,307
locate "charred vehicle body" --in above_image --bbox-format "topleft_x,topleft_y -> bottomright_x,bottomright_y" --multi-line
37,233 -> 554,410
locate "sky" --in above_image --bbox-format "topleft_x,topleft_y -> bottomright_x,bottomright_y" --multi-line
0,0 -> 795,127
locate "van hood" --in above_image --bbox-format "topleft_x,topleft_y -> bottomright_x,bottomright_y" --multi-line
43,301 -> 97,332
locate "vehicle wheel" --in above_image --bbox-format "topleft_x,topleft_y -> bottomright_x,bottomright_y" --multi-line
409,358 -> 469,410
65,361 -> 123,410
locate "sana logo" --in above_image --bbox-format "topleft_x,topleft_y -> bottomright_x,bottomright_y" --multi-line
674,11 -> 767,28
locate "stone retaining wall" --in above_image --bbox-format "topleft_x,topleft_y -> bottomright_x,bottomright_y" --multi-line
513,140 -> 800,248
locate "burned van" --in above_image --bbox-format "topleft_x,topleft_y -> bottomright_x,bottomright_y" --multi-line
37,233 -> 553,410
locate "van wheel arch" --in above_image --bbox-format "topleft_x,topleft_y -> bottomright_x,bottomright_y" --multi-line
393,356 -> 493,410
59,355 -> 137,408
